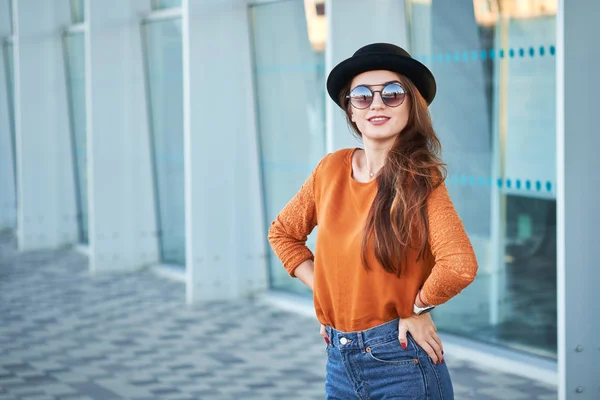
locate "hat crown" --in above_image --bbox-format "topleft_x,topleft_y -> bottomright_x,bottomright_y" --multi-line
353,43 -> 412,59
327,42 -> 435,107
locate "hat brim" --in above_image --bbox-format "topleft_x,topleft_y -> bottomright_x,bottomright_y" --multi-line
326,52 -> 437,108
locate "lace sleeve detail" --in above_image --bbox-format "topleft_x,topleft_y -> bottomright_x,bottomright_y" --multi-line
267,171 -> 318,277
420,183 -> 478,305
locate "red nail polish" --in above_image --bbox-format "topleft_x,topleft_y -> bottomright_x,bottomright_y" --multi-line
441,359 -> 445,364
324,337 -> 330,345
442,350 -> 444,355
401,342 -> 407,350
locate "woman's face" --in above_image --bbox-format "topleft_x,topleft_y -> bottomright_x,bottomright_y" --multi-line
349,70 -> 410,143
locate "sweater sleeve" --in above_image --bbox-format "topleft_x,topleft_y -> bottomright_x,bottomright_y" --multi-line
267,168 -> 319,277
420,182 -> 478,306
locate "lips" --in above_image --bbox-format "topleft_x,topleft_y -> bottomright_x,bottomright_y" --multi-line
368,116 -> 390,125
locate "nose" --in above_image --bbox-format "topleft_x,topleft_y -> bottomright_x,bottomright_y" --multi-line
370,91 -> 385,110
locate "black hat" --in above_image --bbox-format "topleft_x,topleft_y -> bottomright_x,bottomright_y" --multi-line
326,43 -> 436,108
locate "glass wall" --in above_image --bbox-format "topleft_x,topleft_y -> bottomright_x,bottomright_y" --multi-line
152,0 -> 181,10
142,17 -> 185,266
407,0 -> 557,358
253,0 -> 557,358
250,0 -> 327,295
63,32 -> 89,244
70,0 -> 84,24
3,37 -> 17,221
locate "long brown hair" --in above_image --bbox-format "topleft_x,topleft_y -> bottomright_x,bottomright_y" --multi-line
339,75 -> 446,276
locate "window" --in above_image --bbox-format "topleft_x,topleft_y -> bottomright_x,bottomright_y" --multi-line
250,0 -> 327,295
406,0 -> 557,357
71,0 -> 84,23
152,0 -> 182,10
63,32 -> 89,243
142,17 -> 186,266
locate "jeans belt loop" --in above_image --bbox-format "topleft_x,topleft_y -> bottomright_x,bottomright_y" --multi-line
357,332 -> 366,353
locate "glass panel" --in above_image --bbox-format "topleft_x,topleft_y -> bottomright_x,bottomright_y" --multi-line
71,0 -> 85,24
142,18 -> 185,266
152,0 -> 182,10
9,0 -> 14,34
3,38 -> 17,223
406,0 -> 557,358
64,32 -> 89,244
250,1 -> 327,295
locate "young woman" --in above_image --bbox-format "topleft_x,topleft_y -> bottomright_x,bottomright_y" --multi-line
268,43 -> 478,399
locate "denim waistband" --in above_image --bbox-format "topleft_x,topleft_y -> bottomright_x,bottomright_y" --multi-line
325,319 -> 400,352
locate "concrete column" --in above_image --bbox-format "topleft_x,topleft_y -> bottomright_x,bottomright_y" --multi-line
86,0 -> 159,273
326,0 -> 409,152
14,0 -> 78,250
183,0 -> 268,302
0,0 -> 17,232
557,0 -> 600,398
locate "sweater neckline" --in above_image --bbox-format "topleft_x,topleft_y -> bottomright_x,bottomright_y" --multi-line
347,148 -> 378,187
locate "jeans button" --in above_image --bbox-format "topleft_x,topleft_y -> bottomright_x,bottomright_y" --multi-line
340,337 -> 348,345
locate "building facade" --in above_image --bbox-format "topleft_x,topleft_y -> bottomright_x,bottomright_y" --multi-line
0,1 -> 597,398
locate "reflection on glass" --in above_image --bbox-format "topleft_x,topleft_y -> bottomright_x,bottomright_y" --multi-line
250,0 -> 326,295
3,38 -> 17,222
152,0 -> 182,10
8,0 -> 14,34
142,18 -> 185,266
71,0 -> 85,23
303,0 -> 327,52
406,0 -> 557,358
64,32 -> 89,244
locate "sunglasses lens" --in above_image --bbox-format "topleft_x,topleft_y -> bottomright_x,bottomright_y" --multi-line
381,83 -> 406,107
349,86 -> 373,109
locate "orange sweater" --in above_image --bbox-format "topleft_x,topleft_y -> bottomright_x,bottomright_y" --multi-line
268,148 -> 478,332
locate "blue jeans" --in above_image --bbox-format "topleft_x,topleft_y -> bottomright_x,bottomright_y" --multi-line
325,319 -> 454,399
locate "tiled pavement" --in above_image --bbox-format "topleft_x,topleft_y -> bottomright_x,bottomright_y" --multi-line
0,231 -> 557,399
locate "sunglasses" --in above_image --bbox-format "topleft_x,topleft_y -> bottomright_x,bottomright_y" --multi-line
346,82 -> 407,109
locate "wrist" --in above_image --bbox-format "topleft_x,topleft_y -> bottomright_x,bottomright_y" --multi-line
413,290 -> 435,315
416,290 -> 429,308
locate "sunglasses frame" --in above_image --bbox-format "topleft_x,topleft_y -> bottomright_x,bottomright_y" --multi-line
345,81 -> 408,110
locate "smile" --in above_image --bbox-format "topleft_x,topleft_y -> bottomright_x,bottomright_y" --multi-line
368,116 -> 390,125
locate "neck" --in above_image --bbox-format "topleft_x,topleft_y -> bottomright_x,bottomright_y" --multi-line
361,138 -> 393,176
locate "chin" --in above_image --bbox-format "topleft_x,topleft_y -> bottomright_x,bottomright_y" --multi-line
362,130 -> 399,142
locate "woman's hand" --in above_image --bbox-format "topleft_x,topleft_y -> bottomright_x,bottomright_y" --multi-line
320,324 -> 329,345
398,313 -> 444,364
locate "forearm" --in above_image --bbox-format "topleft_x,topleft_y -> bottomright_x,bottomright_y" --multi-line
293,259 -> 315,291
424,183 -> 479,305
267,171 -> 318,277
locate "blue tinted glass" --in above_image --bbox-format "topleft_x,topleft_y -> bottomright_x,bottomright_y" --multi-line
407,0 -> 557,357
250,0 -> 326,296
64,32 -> 88,244
153,0 -> 182,10
3,39 -> 18,228
9,0 -> 14,33
142,18 -> 185,266
71,0 -> 84,23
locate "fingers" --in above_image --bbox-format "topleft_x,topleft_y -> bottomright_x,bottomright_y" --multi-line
415,333 -> 443,364
419,340 -> 441,364
426,319 -> 444,361
320,324 -> 330,345
430,333 -> 444,359
400,316 -> 444,364
397,320 -> 409,350
427,336 -> 444,364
